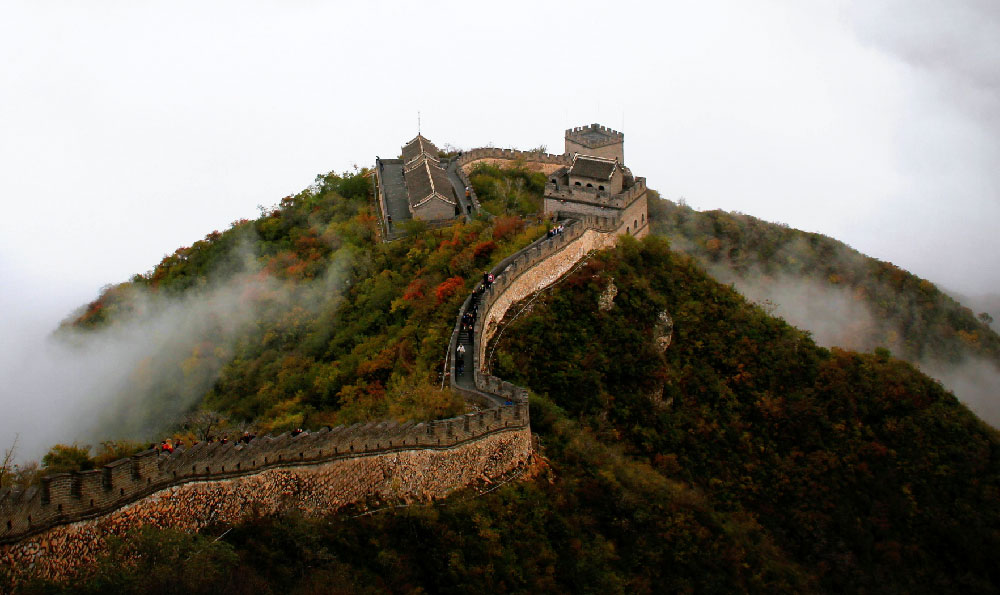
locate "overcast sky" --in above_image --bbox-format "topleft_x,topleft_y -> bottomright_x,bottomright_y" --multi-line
1,1 -> 998,453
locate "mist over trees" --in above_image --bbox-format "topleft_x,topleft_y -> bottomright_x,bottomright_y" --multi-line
0,168 -> 553,468
649,193 -> 1000,427
18,235 -> 999,594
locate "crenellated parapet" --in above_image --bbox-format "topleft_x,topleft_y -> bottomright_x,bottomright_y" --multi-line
456,147 -> 572,170
544,176 -> 646,207
3,125 -> 651,584
0,405 -> 528,546
448,212 -> 626,409
565,124 -> 624,147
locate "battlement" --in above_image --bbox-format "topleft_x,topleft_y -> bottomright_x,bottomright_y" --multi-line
448,210 -> 625,409
2,126 -> 648,578
450,148 -> 572,213
544,176 -> 646,209
456,147 -> 572,168
565,123 -> 624,147
0,403 -> 527,545
565,123 -> 625,163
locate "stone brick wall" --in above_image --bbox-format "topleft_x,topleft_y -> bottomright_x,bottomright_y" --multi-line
3,133 -> 650,584
1,427 -> 530,582
1,405 -> 529,556
474,222 -> 620,369
456,147 -> 572,171
564,124 -> 625,162
412,195 -> 456,221
565,140 -> 624,163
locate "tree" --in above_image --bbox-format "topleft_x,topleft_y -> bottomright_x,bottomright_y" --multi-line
41,444 -> 94,474
0,434 -> 16,488
978,312 -> 994,326
184,410 -> 227,441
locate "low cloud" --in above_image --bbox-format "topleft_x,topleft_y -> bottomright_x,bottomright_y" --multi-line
710,265 -> 1000,428
0,238 -> 352,463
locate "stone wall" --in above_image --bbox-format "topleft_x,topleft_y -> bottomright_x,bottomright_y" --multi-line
564,124 -> 625,162
619,190 -> 650,239
1,427 -> 530,582
474,222 -> 620,370
3,136 -> 647,584
1,402 -> 530,579
456,147 -> 572,171
565,140 -> 624,163
457,147 -> 572,185
412,194 -> 457,221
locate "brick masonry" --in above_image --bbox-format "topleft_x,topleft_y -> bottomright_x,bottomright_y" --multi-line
1,427 -> 530,582
3,125 -> 650,585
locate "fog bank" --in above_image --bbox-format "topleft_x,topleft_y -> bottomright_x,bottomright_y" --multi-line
0,242 -> 352,463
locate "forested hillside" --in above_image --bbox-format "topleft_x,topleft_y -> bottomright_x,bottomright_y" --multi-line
647,194 -> 1000,365
648,194 -> 1000,426
53,169 -> 546,444
17,236 -> 999,594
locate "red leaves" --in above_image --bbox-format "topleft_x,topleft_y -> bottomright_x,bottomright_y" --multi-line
491,216 -> 523,241
403,279 -> 427,302
472,240 -> 496,261
435,276 -> 465,304
438,231 -> 462,251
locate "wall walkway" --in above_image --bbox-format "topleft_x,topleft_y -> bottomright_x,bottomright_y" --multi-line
1,189 -> 632,584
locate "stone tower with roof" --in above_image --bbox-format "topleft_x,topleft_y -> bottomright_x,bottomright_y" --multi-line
545,123 -> 648,237
565,123 -> 625,163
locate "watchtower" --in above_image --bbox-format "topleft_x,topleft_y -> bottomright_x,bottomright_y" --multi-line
546,123 -> 647,237
565,124 -> 625,163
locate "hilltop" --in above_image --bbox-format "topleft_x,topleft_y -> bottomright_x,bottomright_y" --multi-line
5,162 -> 1000,593
15,232 -> 999,594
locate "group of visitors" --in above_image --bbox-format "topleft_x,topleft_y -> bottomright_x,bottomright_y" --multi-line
546,224 -> 565,238
155,430 -> 260,455
453,272 -> 498,377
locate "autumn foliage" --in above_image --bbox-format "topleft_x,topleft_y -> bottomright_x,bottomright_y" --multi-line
491,215 -> 524,242
434,276 -> 465,304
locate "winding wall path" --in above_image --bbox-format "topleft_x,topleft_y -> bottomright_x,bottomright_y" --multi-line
1,209 -> 630,584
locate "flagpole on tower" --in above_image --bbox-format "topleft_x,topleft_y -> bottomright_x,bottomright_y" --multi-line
418,111 -> 421,135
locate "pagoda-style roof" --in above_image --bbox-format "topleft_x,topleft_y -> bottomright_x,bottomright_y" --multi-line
402,134 -> 441,164
404,156 -> 455,208
568,154 -> 618,181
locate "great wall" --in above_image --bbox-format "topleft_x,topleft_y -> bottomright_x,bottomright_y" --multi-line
0,124 -> 648,582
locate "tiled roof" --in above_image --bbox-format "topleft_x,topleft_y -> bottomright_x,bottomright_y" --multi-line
402,135 -> 440,164
568,155 -> 618,180
404,157 -> 455,207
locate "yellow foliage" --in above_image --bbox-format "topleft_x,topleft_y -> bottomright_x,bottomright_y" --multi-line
957,330 -> 979,345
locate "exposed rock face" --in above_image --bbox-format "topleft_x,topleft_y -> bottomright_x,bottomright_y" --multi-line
654,310 -> 673,352
0,428 -> 531,583
598,277 -> 618,311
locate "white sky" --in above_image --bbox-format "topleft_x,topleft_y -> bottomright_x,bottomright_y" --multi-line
1,1 -> 999,452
